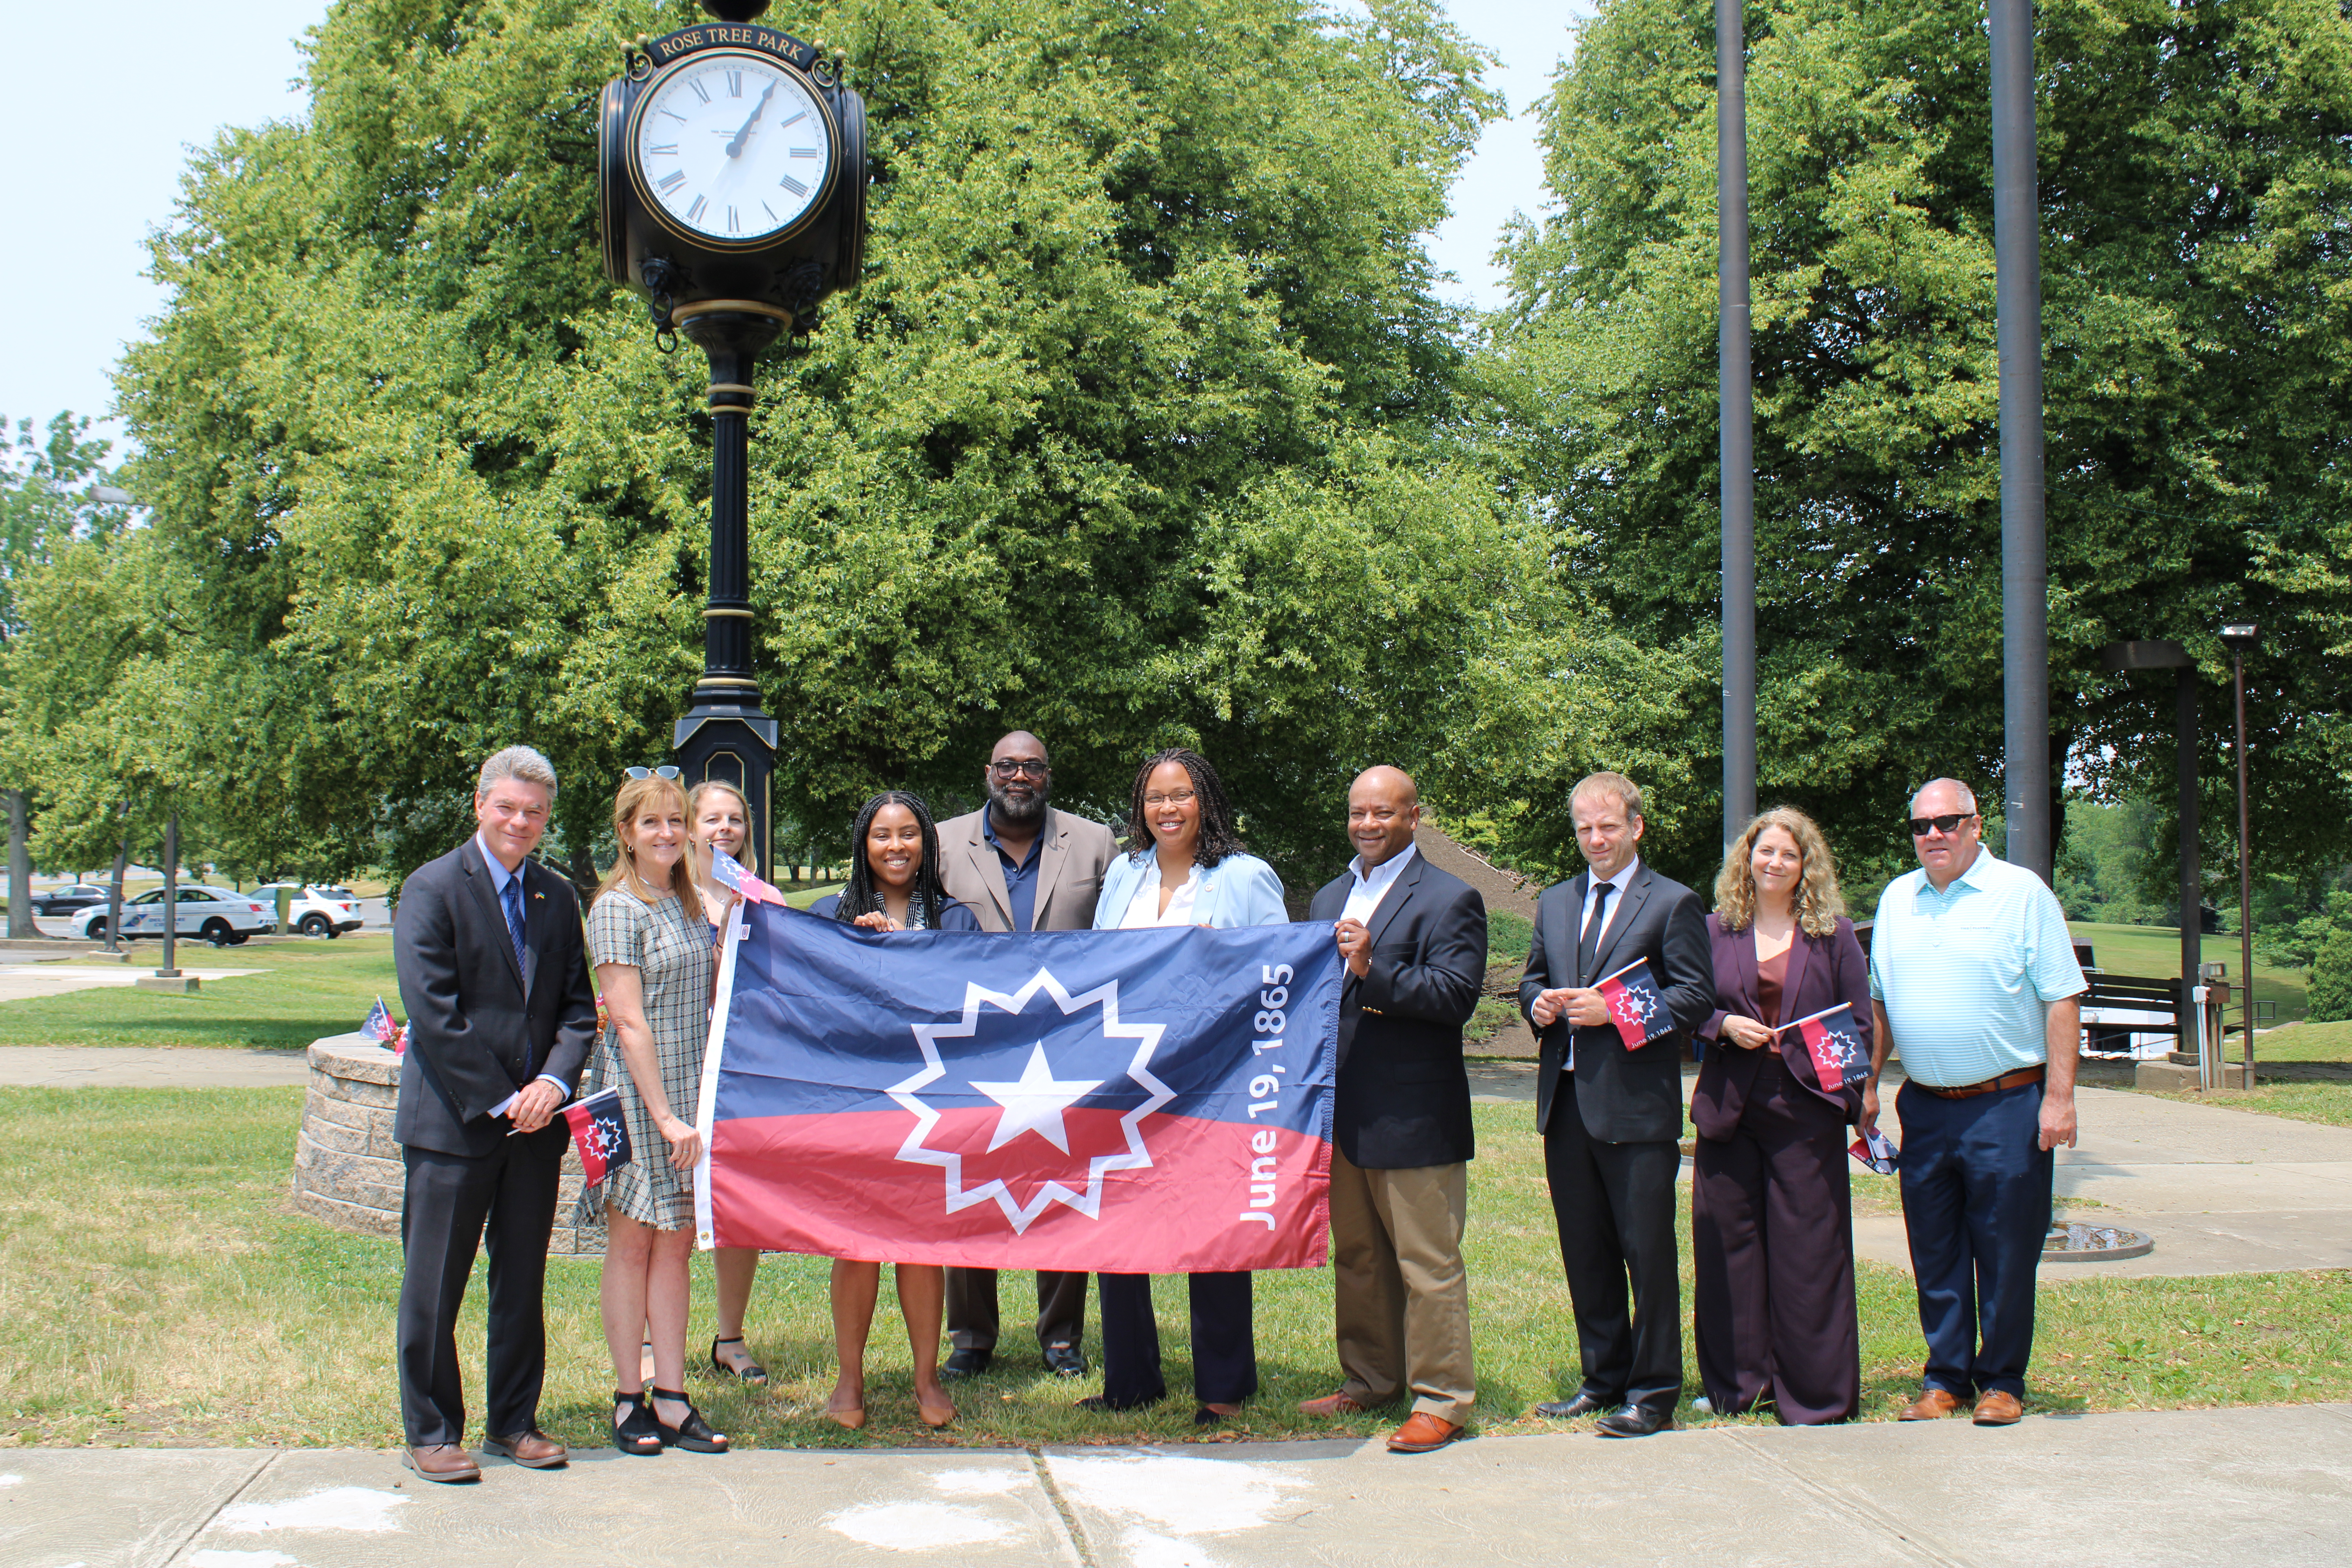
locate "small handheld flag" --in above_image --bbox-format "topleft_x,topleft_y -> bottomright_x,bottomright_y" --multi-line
1849,1127 -> 1899,1175
563,1087 -> 633,1185
1594,958 -> 1667,1050
710,846 -> 787,907
1787,1002 -> 1869,1093
361,996 -> 406,1055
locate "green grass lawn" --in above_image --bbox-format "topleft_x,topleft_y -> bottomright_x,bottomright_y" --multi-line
0,939 -> 399,1050
7,1089 -> 2346,1450
2068,920 -> 2309,1024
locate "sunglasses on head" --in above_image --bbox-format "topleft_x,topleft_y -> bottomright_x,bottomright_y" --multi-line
1907,812 -> 1976,837
625,765 -> 681,781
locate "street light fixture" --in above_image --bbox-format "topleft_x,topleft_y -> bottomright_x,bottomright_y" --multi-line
2219,623 -> 2260,1076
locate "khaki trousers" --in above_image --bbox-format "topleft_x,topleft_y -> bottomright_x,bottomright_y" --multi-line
1329,1148 -> 1475,1423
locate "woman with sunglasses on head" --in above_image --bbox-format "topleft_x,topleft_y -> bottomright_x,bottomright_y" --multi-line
808,789 -> 978,1428
681,778 -> 773,1388
579,770 -> 730,1456
1691,807 -> 1872,1425
1083,748 -> 1286,1425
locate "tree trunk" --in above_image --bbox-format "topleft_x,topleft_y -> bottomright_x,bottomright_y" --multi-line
569,841 -> 599,895
103,829 -> 131,953
6,790 -> 35,940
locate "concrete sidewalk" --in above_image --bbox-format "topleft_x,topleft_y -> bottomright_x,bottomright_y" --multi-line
0,1046 -> 309,1088
0,965 -> 266,1005
7,1404 -> 2348,1567
1855,1083 -> 2352,1279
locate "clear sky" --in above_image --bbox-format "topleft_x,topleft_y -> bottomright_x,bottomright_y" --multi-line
0,1 -> 1588,452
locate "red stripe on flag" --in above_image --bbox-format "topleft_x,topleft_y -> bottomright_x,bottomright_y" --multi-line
709,1109 -> 1330,1272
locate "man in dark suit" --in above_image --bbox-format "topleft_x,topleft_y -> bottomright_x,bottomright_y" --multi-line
934,730 -> 1118,1378
1297,766 -> 1487,1454
392,746 -> 598,1482
1519,771 -> 1712,1437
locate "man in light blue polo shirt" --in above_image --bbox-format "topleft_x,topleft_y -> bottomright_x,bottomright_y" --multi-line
1865,778 -> 2084,1428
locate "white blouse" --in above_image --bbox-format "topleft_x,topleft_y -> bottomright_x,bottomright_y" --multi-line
1118,862 -> 1202,928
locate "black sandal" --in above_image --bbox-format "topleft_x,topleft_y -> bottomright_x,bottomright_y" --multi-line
612,1390 -> 662,1456
651,1387 -> 730,1452
710,1335 -> 769,1386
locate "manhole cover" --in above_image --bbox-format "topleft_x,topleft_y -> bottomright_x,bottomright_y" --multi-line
2043,1221 -> 2154,1261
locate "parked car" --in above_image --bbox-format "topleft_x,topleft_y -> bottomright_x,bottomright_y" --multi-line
253,883 -> 367,938
29,884 -> 110,916
86,886 -> 277,946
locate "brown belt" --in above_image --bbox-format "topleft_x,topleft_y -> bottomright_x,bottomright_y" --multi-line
1913,1064 -> 2045,1100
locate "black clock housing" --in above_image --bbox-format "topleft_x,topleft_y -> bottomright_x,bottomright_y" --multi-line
598,16 -> 866,322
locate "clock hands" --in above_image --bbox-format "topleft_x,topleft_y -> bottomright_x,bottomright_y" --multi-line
723,79 -> 778,159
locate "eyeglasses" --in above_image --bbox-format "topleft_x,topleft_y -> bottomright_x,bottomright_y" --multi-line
626,765 -> 681,780
1143,789 -> 1196,808
990,759 -> 1049,777
1907,812 -> 1976,837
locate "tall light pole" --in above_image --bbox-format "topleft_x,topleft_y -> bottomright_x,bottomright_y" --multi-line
1718,0 -> 1755,847
2221,623 -> 2260,1074
1991,0 -> 2051,884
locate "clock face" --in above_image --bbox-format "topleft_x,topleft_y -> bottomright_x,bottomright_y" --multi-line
631,51 -> 837,245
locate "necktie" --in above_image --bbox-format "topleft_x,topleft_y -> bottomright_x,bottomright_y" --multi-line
1577,879 -> 1614,985
500,875 -> 527,978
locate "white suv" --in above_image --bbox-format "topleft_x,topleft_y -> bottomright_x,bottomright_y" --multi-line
254,884 -> 367,938
91,886 -> 276,945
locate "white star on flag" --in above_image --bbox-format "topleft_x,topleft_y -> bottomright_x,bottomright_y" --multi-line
969,1043 -> 1103,1154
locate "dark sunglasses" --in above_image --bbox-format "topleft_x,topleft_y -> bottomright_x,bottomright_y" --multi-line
990,759 -> 1049,777
625,765 -> 681,781
1907,812 -> 1976,837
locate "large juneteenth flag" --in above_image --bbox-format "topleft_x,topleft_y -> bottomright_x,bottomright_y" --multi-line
692,902 -> 1341,1273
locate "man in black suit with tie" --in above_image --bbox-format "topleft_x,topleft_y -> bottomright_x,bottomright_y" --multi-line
1519,771 -> 1712,1436
1297,766 -> 1487,1455
392,746 -> 598,1481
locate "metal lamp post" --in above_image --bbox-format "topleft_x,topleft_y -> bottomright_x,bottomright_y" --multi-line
2220,623 -> 2260,1074
1717,0 -> 1755,849
597,1 -> 866,873
1991,0 -> 2051,885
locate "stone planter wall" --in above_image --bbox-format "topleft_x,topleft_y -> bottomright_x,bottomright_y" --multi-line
292,1032 -> 606,1256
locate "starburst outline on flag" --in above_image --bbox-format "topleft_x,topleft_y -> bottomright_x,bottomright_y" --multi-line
887,967 -> 1174,1234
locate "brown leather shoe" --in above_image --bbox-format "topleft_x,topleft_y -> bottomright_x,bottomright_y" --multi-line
1898,1388 -> 1964,1421
482,1429 -> 568,1468
1386,1413 -> 1465,1454
1972,1390 -> 2024,1426
1297,1391 -> 1372,1418
402,1443 -> 481,1483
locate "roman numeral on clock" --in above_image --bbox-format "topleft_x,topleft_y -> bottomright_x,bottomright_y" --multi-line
778,111 -> 808,129
778,173 -> 808,196
790,147 -> 819,158
727,71 -> 743,96
686,194 -> 708,223
727,205 -> 739,232
690,79 -> 711,103
656,170 -> 687,193
648,143 -> 678,156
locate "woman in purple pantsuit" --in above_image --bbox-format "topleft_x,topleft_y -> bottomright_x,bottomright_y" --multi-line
1692,807 -> 1871,1424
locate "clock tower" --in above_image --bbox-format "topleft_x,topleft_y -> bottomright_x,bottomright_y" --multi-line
598,0 -> 866,872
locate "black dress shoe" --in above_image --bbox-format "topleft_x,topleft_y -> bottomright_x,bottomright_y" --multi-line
942,1347 -> 992,1378
1043,1342 -> 1087,1379
1595,1403 -> 1674,1438
1534,1392 -> 1612,1421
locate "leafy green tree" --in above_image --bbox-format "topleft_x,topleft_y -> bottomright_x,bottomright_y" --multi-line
1486,0 -> 2352,889
0,414 -> 135,936
119,0 -> 1672,893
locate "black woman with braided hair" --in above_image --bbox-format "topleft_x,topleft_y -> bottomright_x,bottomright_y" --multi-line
1082,747 -> 1287,1425
808,790 -> 980,1430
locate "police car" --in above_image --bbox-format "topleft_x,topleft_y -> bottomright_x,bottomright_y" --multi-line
90,886 -> 277,945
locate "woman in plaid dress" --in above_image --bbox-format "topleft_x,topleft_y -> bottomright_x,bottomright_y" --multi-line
583,772 -> 728,1457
